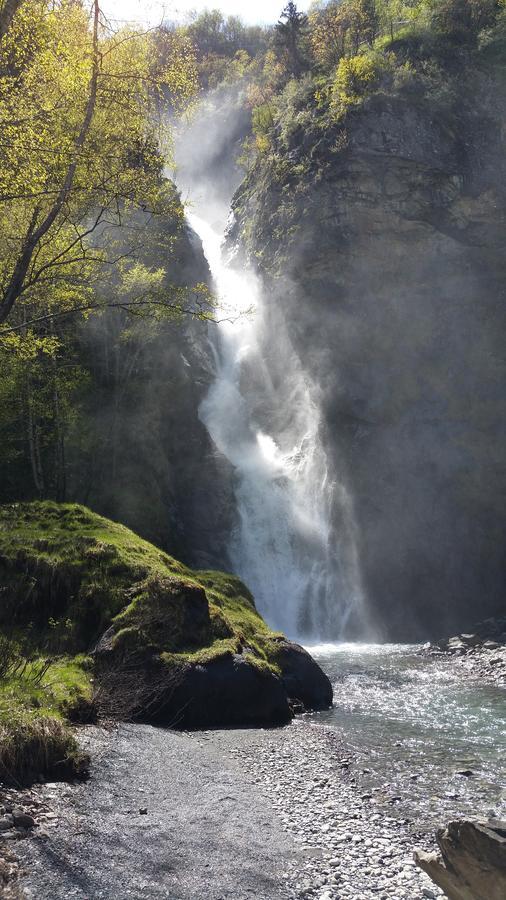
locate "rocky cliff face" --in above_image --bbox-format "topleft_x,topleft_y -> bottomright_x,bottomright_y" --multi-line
67,216 -> 236,570
228,75 -> 506,638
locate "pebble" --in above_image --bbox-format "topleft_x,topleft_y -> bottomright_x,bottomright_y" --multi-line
219,723 -> 446,900
12,811 -> 35,829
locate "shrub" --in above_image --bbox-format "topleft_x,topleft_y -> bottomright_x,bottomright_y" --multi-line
331,52 -> 384,110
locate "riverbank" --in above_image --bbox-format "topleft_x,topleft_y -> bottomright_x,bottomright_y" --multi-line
4,720 -> 443,900
211,723 -> 444,900
4,644 -> 505,898
11,724 -> 300,899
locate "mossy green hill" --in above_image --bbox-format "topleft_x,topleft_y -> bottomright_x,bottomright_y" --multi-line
0,501 -> 279,663
0,502 -> 332,783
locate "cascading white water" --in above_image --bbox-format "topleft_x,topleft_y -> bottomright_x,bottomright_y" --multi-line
189,211 -> 368,641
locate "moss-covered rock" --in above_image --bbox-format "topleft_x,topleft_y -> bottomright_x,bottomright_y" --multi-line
0,501 -> 332,744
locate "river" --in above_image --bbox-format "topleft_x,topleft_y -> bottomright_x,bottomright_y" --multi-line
310,643 -> 506,829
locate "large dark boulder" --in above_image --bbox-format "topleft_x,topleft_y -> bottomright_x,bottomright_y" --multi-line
159,653 -> 293,728
270,639 -> 333,711
96,634 -> 333,729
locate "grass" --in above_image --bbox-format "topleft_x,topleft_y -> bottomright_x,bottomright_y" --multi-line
0,650 -> 93,786
0,711 -> 88,787
0,501 -> 286,780
0,501 -> 283,664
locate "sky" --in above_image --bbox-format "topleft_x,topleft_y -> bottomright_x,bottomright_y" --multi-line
101,0 -> 311,28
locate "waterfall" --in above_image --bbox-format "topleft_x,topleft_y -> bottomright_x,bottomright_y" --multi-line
188,211 -> 368,641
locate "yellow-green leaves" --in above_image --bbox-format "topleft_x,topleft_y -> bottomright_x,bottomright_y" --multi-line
332,52 -> 383,110
0,0 -> 198,341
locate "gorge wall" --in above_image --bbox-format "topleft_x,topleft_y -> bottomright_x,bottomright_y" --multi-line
64,211 -> 236,570
227,65 -> 506,638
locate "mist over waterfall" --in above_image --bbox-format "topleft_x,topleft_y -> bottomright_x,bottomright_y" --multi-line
185,206 -> 367,640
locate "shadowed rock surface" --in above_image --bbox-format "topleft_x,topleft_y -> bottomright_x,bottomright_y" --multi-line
228,74 -> 506,639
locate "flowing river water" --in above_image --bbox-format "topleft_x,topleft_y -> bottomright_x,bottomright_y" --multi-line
310,643 -> 506,828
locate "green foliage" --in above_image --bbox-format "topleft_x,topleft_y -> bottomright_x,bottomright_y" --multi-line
0,712 -> 88,786
331,51 -> 388,110
0,0 -> 198,336
0,0 -> 215,508
428,0 -> 503,43
0,631 -> 92,784
237,0 -> 506,173
0,500 -> 289,778
186,8 -> 268,60
176,8 -> 268,90
0,501 -> 283,667
275,2 -> 311,75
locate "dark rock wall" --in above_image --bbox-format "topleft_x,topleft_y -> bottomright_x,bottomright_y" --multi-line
67,220 -> 236,569
229,87 -> 506,638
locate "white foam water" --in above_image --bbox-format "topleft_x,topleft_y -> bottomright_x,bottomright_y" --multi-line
189,212 -> 368,641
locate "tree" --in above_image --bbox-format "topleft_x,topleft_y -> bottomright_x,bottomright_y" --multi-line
0,0 -> 198,330
187,9 -> 227,58
0,0 -> 22,39
0,0 -> 101,326
275,2 -> 310,75
357,0 -> 381,47
429,0 -> 502,43
310,0 -> 353,69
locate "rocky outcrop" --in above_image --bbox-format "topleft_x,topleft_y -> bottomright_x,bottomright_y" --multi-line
156,653 -> 293,728
267,638 -> 334,711
96,636 -> 333,729
229,67 -> 506,639
0,503 -> 332,733
415,819 -> 506,900
95,594 -> 334,728
67,205 -> 236,571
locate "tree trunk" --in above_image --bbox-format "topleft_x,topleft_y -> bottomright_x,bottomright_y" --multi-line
26,380 -> 44,496
0,0 -> 23,40
51,353 -> 66,502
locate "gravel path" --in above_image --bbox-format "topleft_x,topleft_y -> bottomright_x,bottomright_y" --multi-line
13,721 -> 444,900
15,724 -> 301,899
